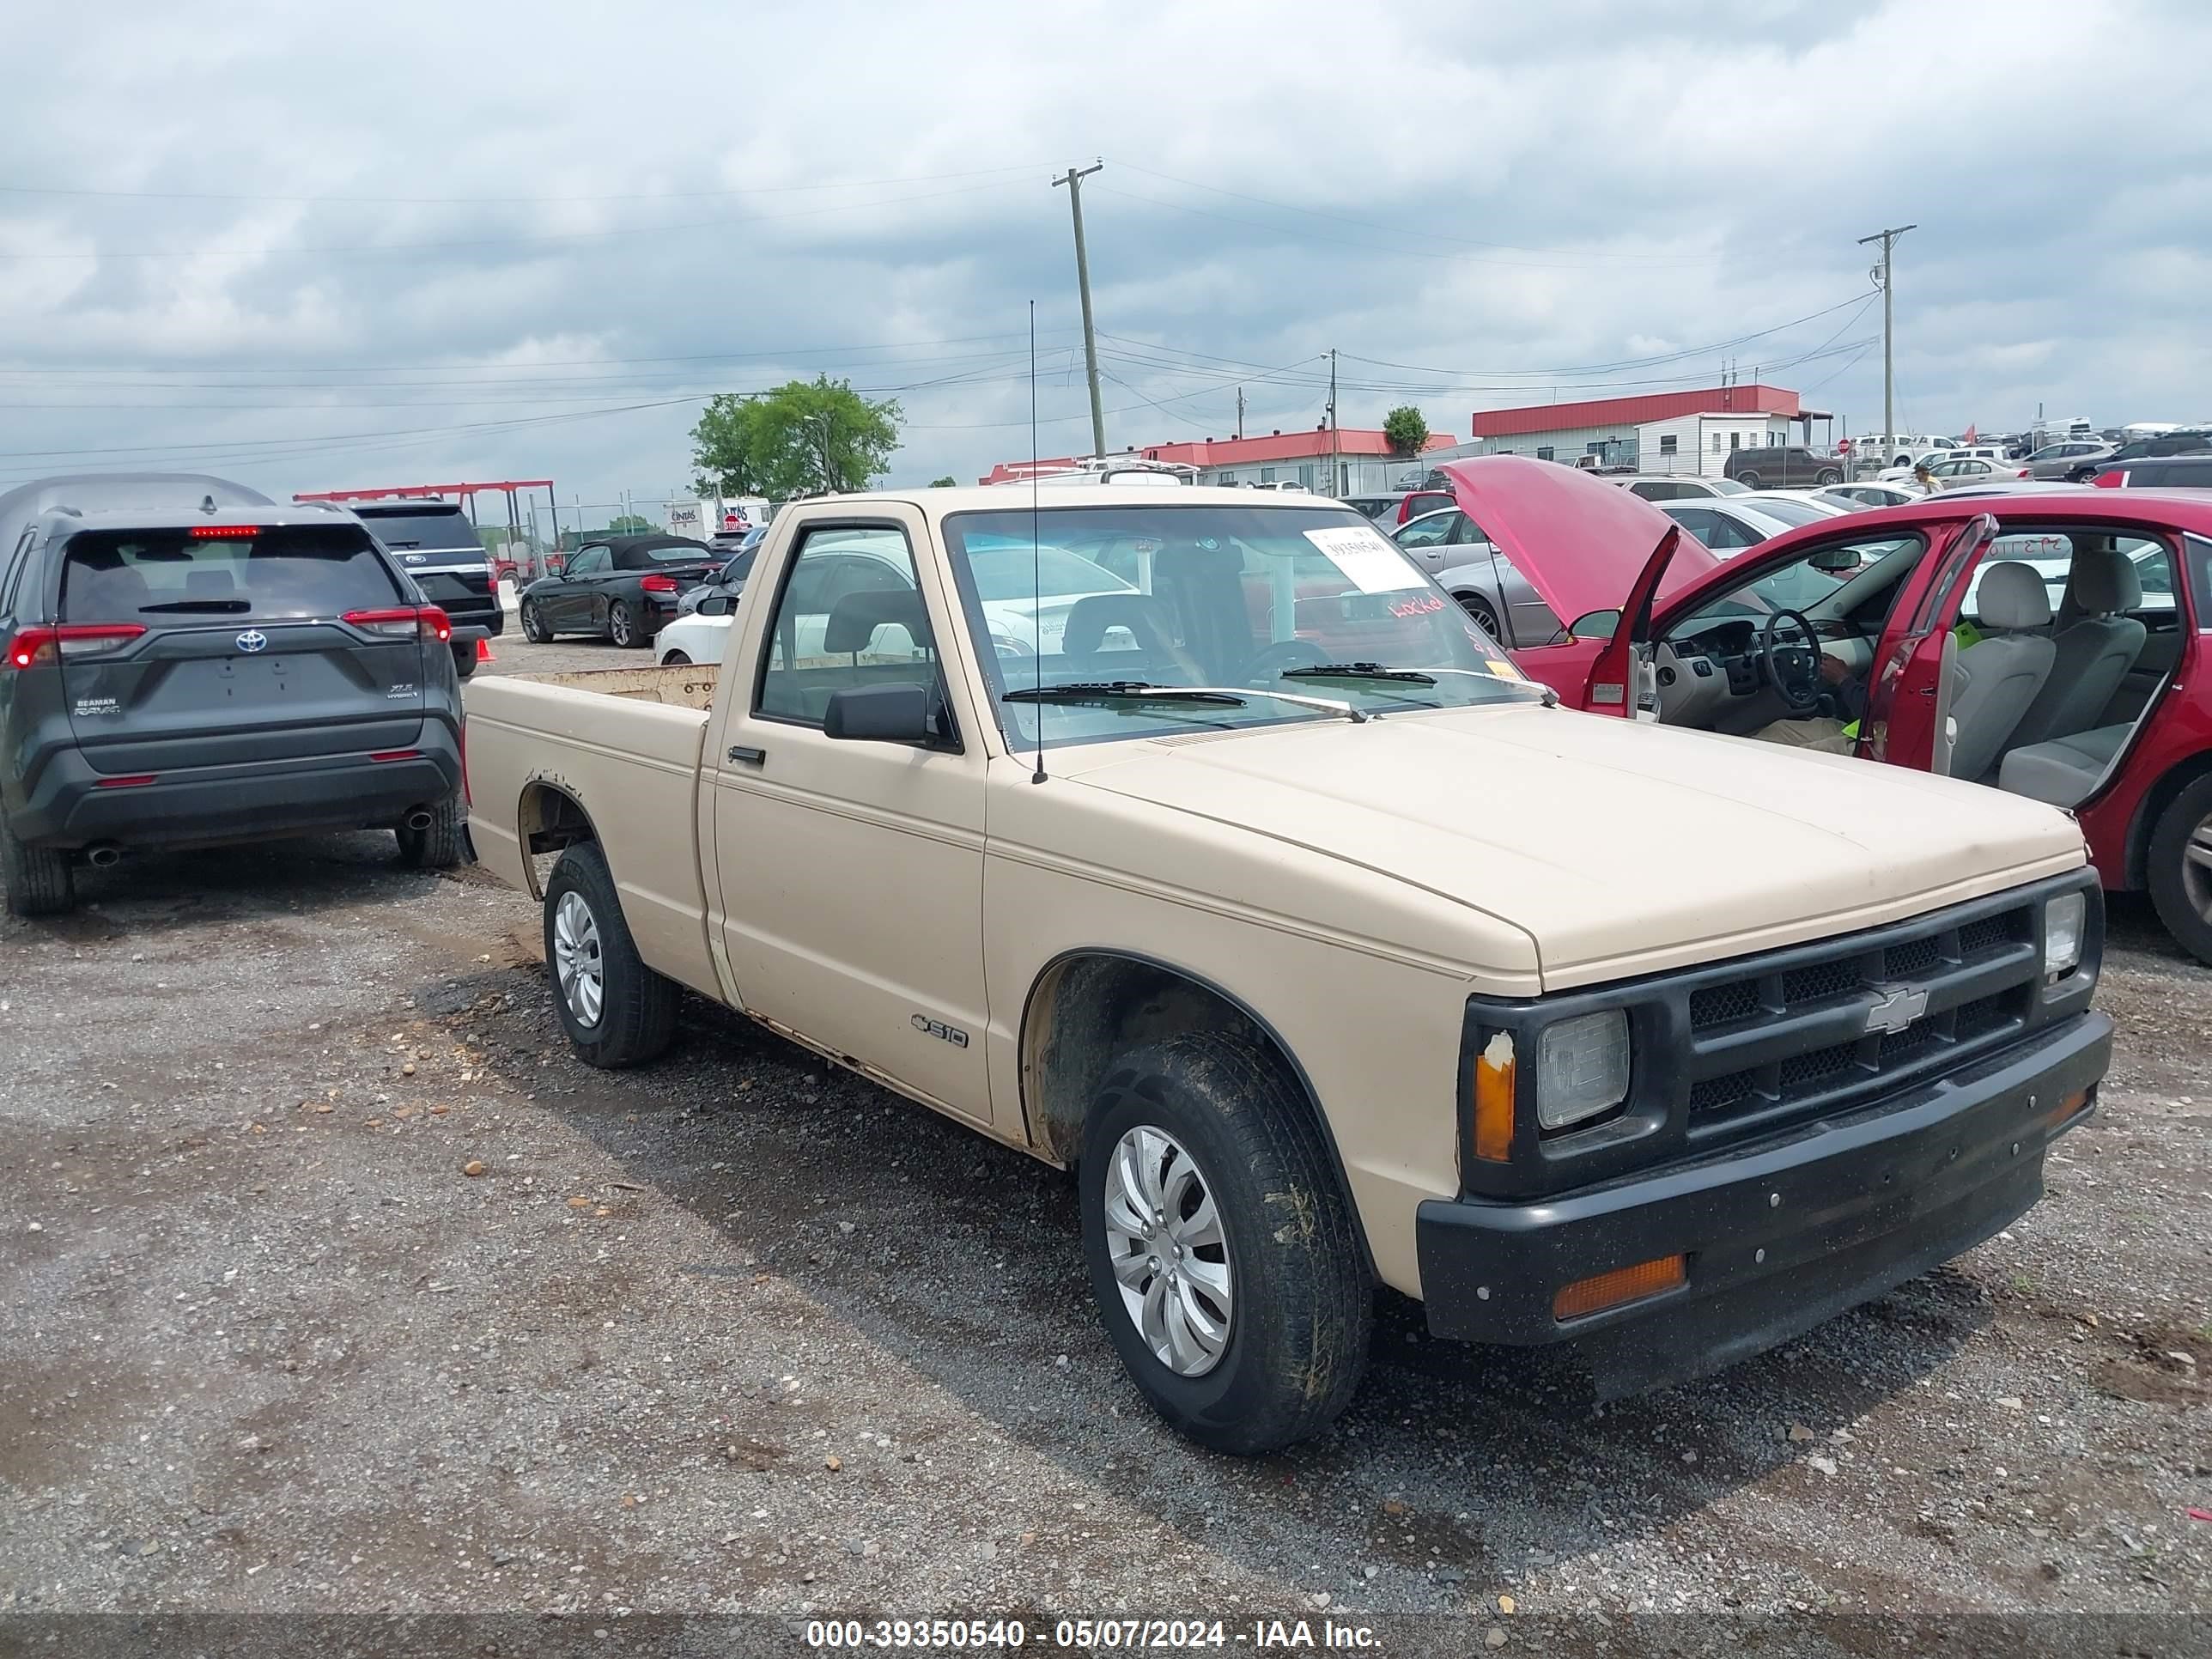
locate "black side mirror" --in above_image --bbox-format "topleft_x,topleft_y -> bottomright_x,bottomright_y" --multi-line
1568,608 -> 1623,642
699,593 -> 732,617
823,682 -> 953,748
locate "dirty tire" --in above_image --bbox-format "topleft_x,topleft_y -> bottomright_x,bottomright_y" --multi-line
1735,470 -> 1762,489
396,792 -> 470,871
544,841 -> 677,1067
2147,771 -> 2212,965
520,600 -> 552,643
451,641 -> 477,681
1080,1030 -> 1371,1455
1816,468 -> 1843,486
607,600 -> 642,648
0,812 -> 74,918
660,649 -> 692,665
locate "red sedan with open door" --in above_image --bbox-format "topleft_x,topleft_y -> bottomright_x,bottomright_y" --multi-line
1439,458 -> 2212,963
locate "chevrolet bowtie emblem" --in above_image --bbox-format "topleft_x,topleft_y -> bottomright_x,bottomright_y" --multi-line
1863,983 -> 1930,1036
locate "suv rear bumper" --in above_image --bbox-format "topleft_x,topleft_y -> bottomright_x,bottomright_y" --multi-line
1413,1010 -> 2111,1398
9,728 -> 461,851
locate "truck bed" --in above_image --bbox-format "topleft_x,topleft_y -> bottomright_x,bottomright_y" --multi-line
462,664 -> 723,999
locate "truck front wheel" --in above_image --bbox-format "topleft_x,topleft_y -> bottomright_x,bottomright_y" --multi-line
543,842 -> 678,1066
1079,1031 -> 1371,1454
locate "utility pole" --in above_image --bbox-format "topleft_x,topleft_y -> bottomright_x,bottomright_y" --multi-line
1859,223 -> 1916,450
1235,386 -> 1245,441
1053,161 -> 1107,459
1327,349 -> 1339,496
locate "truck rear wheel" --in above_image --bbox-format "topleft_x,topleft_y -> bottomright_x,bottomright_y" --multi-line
1079,1030 -> 1371,1454
2147,772 -> 2212,965
544,842 -> 678,1066
0,813 -> 75,918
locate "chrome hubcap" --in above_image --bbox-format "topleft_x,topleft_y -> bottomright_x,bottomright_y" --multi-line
1102,1125 -> 1233,1377
2184,811 -> 2212,923
551,890 -> 604,1025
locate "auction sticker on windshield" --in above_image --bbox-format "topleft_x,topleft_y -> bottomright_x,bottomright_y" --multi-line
1302,524 -> 1426,594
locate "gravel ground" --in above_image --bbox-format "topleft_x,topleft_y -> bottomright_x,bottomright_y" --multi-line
2,635 -> 2207,1637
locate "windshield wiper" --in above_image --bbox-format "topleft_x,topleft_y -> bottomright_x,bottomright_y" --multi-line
138,599 -> 251,613
1281,661 -> 1437,685
1283,660 -> 1558,707
1003,681 -> 1368,723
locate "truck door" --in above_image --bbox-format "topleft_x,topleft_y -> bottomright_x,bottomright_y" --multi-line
702,511 -> 995,1125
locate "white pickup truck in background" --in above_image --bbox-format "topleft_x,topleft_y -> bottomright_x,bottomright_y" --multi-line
464,483 -> 2111,1452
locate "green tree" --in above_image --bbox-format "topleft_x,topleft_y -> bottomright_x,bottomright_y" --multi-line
690,376 -> 902,501
930,475 -> 959,488
1382,404 -> 1431,458
690,394 -> 774,499
606,514 -> 655,535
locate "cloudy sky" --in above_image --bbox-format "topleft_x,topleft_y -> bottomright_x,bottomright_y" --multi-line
5,0 -> 2209,524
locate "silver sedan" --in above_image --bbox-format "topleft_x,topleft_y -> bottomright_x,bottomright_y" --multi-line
1389,507 -> 1561,648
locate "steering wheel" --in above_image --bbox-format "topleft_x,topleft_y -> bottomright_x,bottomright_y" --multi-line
1759,609 -> 1826,716
1243,638 -> 1330,684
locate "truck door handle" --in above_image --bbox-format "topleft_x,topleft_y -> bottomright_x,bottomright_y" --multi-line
727,744 -> 766,766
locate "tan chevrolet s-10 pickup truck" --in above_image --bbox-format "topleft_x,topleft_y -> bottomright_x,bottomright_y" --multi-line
465,483 -> 2112,1453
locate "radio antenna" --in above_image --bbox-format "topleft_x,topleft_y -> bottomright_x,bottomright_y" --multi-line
1030,300 -> 1048,785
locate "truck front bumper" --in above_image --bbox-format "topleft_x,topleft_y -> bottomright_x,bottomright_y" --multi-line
1414,1010 -> 2111,1398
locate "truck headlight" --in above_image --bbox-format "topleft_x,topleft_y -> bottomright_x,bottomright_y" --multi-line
1534,1009 -> 1632,1131
2044,891 -> 2086,981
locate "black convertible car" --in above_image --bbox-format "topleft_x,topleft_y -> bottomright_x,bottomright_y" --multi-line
518,534 -> 719,647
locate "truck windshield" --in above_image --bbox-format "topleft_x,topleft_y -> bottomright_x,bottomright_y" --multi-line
58,525 -> 406,623
942,504 -> 1543,751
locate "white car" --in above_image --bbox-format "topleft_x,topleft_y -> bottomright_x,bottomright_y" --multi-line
655,608 -> 734,665
1651,498 -> 1803,553
1725,491 -> 1854,526
657,536 -> 1136,667
1608,475 -> 1751,502
1883,455 -> 2033,491
1816,482 -> 1923,510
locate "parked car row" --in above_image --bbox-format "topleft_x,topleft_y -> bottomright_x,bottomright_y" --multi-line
0,472 -> 470,916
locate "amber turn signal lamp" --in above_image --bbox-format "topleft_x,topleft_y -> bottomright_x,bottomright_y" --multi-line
1472,1033 -> 1516,1163
1553,1253 -> 1686,1322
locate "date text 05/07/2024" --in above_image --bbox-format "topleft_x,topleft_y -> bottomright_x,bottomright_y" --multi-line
802,1618 -> 1383,1650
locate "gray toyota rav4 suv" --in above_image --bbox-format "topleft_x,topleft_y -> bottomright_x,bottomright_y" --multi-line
0,473 -> 468,916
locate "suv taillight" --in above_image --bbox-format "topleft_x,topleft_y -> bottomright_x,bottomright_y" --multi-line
4,623 -> 146,670
344,605 -> 453,641
639,573 -> 679,593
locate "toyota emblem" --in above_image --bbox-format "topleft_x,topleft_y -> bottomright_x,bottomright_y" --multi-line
235,629 -> 269,654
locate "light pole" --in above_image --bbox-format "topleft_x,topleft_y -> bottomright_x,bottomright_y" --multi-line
1858,223 -> 1916,460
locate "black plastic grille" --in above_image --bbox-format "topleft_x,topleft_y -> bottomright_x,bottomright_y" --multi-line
1883,935 -> 1943,978
1689,980 -> 1761,1030
1680,898 -> 2041,1137
1782,959 -> 1862,1006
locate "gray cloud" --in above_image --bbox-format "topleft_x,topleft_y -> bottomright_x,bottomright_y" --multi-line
3,0 -> 2209,514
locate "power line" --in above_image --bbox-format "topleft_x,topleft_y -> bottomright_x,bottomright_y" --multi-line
0,178 -> 1030,262
0,161 -> 1052,207
1106,158 -> 1724,266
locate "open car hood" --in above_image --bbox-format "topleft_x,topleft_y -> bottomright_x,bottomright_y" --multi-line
1439,457 -> 1723,627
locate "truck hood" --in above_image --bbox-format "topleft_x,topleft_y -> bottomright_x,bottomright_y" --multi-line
1066,705 -> 2086,988
1438,456 -> 1722,626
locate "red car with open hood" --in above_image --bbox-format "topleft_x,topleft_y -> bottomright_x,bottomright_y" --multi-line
1438,458 -> 2212,963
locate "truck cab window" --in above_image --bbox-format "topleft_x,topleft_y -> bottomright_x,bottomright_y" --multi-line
756,526 -> 943,726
